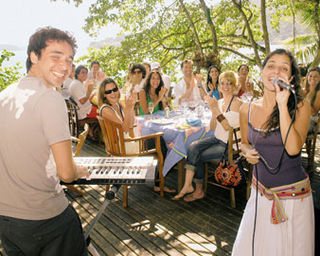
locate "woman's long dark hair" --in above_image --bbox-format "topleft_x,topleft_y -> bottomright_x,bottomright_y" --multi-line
98,78 -> 120,107
143,71 -> 165,110
206,65 -> 220,92
263,49 -> 304,132
305,67 -> 320,106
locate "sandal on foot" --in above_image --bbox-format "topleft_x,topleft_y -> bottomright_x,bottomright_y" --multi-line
183,193 -> 204,203
154,186 -> 176,193
171,189 -> 194,201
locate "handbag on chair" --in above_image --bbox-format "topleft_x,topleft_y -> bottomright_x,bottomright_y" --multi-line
214,129 -> 246,187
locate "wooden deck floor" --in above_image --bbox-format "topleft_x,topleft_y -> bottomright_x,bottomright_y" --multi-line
1,138 -> 319,256
72,141 -> 248,256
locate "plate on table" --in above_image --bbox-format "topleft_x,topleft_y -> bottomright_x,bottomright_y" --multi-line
186,118 -> 202,127
175,123 -> 191,130
150,119 -> 174,125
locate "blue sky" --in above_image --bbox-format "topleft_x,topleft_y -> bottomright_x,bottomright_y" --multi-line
0,0 -> 118,67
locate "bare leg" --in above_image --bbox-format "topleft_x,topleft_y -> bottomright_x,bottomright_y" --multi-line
172,169 -> 195,200
184,183 -> 205,202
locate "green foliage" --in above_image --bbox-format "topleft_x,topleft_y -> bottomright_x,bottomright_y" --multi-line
75,0 -> 267,77
58,0 -> 320,78
0,50 -> 22,91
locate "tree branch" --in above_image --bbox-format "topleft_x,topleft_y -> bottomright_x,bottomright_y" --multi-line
218,46 -> 255,62
178,0 -> 204,58
232,0 -> 262,67
198,0 -> 218,54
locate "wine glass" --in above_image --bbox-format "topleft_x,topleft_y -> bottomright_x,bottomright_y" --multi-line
180,100 -> 188,115
188,100 -> 198,111
196,104 -> 204,118
148,102 -> 154,119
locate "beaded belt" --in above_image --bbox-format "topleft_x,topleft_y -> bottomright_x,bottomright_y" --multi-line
252,176 -> 311,224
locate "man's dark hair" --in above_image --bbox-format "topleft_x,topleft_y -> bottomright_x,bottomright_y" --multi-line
26,27 -> 77,72
237,64 -> 249,73
90,61 -> 100,68
74,65 -> 88,80
180,59 -> 193,69
130,63 -> 146,79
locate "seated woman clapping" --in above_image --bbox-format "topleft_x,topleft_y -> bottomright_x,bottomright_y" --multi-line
172,71 -> 242,202
138,70 -> 167,115
98,78 -> 137,149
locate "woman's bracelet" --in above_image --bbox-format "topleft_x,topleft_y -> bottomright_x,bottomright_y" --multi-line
216,113 -> 226,123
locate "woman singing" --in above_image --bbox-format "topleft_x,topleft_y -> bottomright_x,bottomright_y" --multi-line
232,49 -> 314,255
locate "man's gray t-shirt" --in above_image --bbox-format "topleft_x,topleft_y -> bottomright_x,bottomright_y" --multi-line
0,76 -> 70,220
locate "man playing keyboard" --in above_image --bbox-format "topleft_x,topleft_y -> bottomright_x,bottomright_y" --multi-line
0,27 -> 88,256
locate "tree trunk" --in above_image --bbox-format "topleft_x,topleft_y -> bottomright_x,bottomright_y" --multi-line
198,0 -> 220,68
178,0 -> 204,67
260,0 -> 270,54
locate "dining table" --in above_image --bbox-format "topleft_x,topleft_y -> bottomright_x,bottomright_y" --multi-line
136,106 -> 213,191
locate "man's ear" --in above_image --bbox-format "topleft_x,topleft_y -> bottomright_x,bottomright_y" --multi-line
30,52 -> 39,65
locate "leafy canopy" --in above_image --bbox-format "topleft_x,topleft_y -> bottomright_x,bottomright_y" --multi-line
0,50 -> 22,91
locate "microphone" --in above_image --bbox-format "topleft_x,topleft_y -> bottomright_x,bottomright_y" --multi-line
272,78 -> 295,94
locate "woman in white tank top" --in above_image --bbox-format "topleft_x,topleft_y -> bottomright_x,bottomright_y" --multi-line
172,71 -> 242,202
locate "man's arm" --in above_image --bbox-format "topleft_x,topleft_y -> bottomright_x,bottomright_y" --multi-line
51,140 -> 87,182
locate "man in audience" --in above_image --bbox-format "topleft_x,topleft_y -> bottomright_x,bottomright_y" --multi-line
87,60 -> 106,85
69,65 -> 99,141
173,59 -> 204,106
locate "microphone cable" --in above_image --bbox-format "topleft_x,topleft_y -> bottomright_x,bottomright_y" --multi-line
252,165 -> 258,256
260,89 -> 298,175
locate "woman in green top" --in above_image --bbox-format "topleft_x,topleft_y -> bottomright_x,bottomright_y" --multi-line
139,70 -> 167,115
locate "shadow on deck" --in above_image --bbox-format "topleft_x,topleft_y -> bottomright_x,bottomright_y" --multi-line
73,137 -> 320,256
72,141 -> 247,256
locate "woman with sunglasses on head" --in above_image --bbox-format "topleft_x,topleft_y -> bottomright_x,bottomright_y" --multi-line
232,49 -> 313,256
138,70 -> 167,115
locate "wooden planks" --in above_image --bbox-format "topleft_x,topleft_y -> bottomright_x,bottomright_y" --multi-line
1,136 -> 319,256
66,141 -> 248,255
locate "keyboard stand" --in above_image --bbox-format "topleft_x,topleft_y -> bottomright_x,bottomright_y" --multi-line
86,185 -> 120,256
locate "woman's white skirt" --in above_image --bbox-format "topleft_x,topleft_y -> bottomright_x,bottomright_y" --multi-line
232,187 -> 314,256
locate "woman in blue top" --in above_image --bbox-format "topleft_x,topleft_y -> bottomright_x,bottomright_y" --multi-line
206,65 -> 221,99
138,70 -> 167,115
232,49 -> 314,256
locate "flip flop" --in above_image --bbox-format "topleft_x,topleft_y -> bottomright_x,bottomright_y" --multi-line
171,193 -> 185,201
171,189 -> 194,200
183,193 -> 204,203
154,186 -> 176,193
